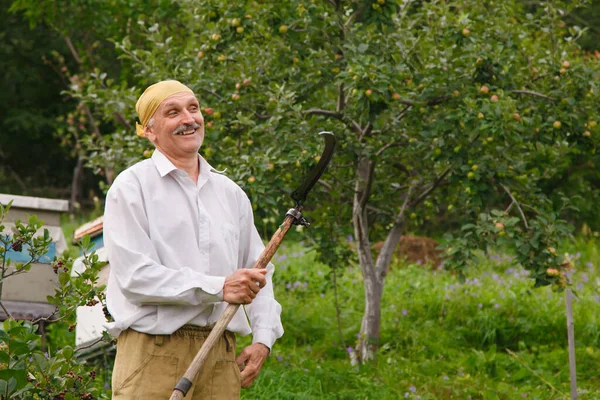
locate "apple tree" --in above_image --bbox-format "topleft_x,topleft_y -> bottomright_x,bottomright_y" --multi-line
30,0 -> 600,362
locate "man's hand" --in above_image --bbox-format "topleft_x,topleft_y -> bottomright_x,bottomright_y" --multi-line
223,269 -> 267,304
236,343 -> 270,388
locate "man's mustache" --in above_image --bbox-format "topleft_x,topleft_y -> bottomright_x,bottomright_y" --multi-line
172,122 -> 202,135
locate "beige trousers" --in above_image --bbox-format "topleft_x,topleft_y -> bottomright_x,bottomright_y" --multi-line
111,325 -> 241,400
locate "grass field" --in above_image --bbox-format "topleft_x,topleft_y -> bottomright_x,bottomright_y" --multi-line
237,238 -> 600,399
55,217 -> 600,399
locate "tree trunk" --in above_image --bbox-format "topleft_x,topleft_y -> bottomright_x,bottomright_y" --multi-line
353,157 -> 381,362
353,155 -> 412,363
69,154 -> 84,214
357,271 -> 384,362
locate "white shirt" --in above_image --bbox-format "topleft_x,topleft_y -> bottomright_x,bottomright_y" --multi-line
104,149 -> 284,349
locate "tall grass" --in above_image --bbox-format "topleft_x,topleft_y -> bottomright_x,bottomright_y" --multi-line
239,238 -> 600,399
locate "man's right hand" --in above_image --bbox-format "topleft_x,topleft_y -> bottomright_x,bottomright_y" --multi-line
223,269 -> 267,304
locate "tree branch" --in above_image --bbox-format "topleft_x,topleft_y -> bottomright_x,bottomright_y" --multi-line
113,112 -> 132,130
75,336 -> 105,352
500,183 -> 529,229
304,109 -> 342,119
0,301 -> 12,320
511,90 -> 556,101
336,83 -> 345,112
358,122 -> 372,141
376,141 -> 405,157
358,159 -> 376,211
303,108 -> 362,134
411,166 -> 452,207
64,35 -> 82,64
396,182 -> 417,225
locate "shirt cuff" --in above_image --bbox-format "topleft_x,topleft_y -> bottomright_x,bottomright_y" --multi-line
198,275 -> 226,301
252,328 -> 277,350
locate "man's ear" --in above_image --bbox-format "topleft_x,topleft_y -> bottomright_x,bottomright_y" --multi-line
145,125 -> 157,142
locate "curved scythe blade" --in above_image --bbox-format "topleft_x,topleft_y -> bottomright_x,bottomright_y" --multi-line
291,131 -> 337,206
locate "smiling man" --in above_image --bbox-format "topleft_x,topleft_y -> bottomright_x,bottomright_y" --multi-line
103,80 -> 283,399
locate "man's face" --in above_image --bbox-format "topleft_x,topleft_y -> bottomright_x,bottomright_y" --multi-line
145,92 -> 205,158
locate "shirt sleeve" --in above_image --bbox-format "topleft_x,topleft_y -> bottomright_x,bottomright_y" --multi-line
104,173 -> 225,306
238,193 -> 284,350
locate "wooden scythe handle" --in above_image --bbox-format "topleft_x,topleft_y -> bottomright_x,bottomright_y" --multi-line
169,212 -> 297,399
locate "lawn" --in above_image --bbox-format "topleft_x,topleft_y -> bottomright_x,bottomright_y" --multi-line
51,225 -> 600,399
237,238 -> 600,400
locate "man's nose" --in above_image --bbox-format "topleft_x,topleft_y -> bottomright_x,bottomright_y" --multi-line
181,109 -> 195,124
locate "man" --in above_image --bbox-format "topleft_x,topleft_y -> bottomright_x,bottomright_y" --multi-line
104,80 -> 283,399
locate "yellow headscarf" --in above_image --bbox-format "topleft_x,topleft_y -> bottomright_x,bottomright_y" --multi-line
135,80 -> 195,137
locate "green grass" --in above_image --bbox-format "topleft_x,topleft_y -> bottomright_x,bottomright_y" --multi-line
237,238 -> 600,400
50,216 -> 600,399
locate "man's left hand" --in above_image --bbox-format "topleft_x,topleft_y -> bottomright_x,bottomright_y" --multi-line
236,343 -> 270,388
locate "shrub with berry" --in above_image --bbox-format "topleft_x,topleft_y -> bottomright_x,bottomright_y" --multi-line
0,202 -> 110,399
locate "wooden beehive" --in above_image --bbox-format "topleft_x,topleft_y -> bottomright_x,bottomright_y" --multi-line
72,216 -> 111,351
0,193 -> 69,321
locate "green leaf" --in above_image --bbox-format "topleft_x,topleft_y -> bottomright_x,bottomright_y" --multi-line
483,390 -> 500,400
80,234 -> 91,250
0,330 -> 9,343
32,353 -> 47,370
0,369 -> 27,393
59,271 -> 70,286
61,346 -> 74,360
510,367 -> 530,382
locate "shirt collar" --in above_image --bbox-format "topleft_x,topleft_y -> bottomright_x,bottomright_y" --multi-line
151,149 -> 178,177
151,149 -> 220,184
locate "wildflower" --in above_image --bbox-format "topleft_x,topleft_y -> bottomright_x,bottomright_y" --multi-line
402,309 -> 408,316
410,386 -> 417,392
586,262 -> 594,269
494,303 -> 500,309
443,375 -> 449,380
478,303 -> 482,309
346,346 -> 354,354
582,273 -> 589,283
277,356 -> 283,362
577,283 -> 583,291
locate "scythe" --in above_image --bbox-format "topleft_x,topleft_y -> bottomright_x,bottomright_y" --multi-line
169,131 -> 336,399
